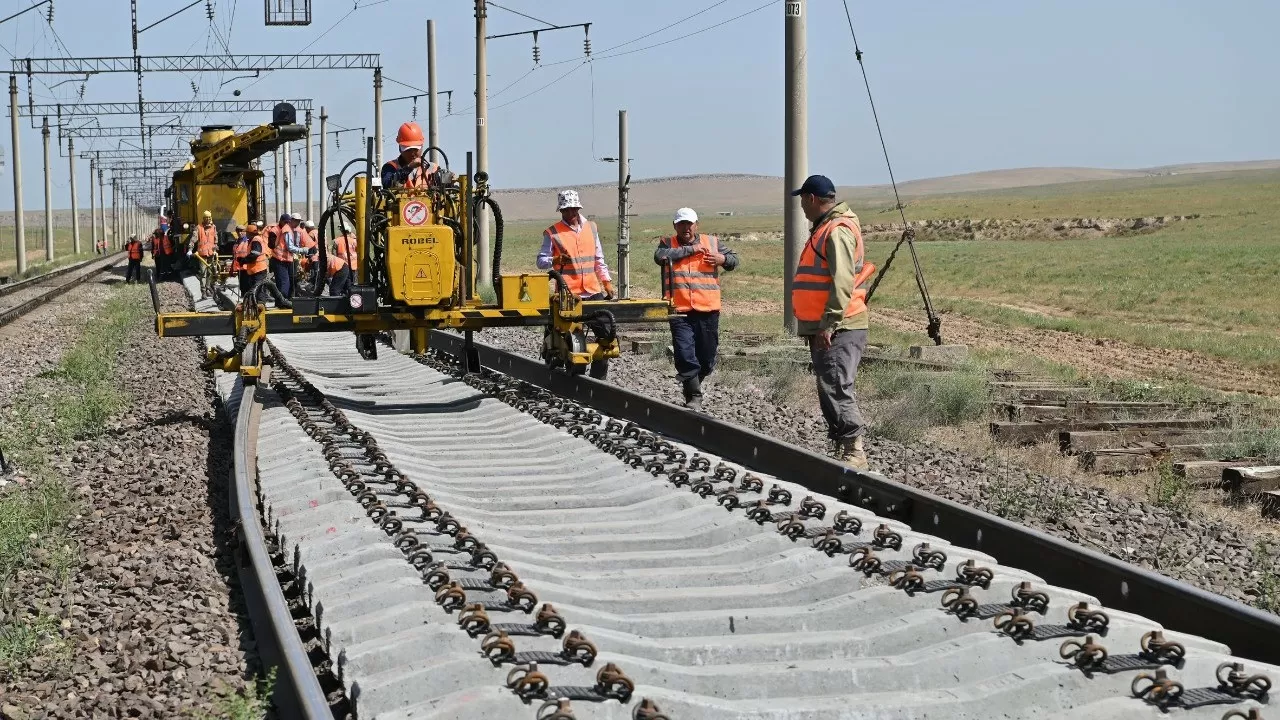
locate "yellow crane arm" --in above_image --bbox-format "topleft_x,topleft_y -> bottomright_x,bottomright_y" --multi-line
194,123 -> 308,184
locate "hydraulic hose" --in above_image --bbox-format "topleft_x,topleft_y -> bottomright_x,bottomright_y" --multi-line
472,195 -> 504,304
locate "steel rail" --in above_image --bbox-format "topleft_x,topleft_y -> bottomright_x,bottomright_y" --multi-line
0,252 -> 125,326
229,372 -> 333,720
429,330 -> 1280,665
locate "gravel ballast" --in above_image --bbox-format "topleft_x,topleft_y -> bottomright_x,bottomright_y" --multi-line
1,280 -> 257,719
477,326 -> 1280,614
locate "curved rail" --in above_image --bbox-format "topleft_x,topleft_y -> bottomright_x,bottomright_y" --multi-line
0,252 -> 125,327
428,329 -> 1280,666
230,374 -> 333,719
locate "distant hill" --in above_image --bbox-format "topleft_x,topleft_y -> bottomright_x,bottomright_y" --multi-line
492,159 -> 1280,221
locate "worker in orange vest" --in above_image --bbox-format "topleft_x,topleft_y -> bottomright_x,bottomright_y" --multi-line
235,222 -> 270,300
189,211 -> 220,296
381,122 -> 439,189
324,242 -> 352,297
790,175 -> 877,470
334,227 -> 358,276
655,207 -> 738,411
150,229 -> 174,282
269,212 -> 308,297
124,235 -> 144,284
536,189 -> 616,379
295,220 -> 318,279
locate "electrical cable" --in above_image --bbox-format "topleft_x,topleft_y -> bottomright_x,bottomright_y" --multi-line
839,0 -> 942,345
487,2 -> 557,29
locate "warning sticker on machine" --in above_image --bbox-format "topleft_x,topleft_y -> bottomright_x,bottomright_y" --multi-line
415,268 -> 427,279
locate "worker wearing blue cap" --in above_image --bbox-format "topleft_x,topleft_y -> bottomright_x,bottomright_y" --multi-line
790,174 -> 876,470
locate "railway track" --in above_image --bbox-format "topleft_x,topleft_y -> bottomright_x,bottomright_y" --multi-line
206,318 -> 1279,719
0,253 -> 125,327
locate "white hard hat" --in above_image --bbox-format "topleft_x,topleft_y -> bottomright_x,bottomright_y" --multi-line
303,220 -> 315,229
289,212 -> 303,221
556,190 -> 582,211
673,207 -> 698,224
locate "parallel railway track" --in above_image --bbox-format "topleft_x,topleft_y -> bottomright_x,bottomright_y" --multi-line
208,319 -> 1278,719
0,253 -> 125,327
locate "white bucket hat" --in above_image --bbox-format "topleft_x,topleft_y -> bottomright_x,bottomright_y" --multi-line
556,190 -> 582,211
673,207 -> 698,224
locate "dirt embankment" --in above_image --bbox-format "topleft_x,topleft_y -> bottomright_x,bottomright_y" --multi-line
875,307 -> 1280,396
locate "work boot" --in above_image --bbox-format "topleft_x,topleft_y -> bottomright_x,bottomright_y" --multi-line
835,436 -> 869,471
681,377 -> 702,411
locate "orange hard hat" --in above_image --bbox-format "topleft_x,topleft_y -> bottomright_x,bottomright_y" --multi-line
396,122 -> 424,150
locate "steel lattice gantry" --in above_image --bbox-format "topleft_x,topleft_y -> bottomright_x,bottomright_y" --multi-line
19,99 -> 314,117
60,125 -> 252,139
11,55 -> 378,74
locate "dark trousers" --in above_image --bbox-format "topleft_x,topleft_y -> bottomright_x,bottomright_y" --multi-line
125,259 -> 142,283
154,254 -> 169,280
327,266 -> 352,297
809,328 -> 868,441
270,258 -> 294,297
669,311 -> 720,382
242,270 -> 267,300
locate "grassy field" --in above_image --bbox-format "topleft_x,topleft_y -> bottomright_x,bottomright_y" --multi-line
494,168 -> 1280,381
0,227 -> 98,280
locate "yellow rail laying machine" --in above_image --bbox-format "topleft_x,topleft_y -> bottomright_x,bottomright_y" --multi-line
152,136 -> 673,381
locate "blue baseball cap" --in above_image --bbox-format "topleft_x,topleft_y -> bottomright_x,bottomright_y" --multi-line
790,174 -> 837,198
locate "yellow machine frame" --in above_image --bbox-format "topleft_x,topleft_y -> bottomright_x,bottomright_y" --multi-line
154,151 -> 674,381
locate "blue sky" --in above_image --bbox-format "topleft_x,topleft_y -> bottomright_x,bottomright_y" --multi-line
2,0 -> 1277,210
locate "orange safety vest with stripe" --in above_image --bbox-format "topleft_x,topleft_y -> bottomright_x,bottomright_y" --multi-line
335,233 -> 358,271
545,220 -> 603,297
296,230 -> 317,270
661,234 -> 721,313
792,216 -> 877,323
152,234 -> 173,256
126,240 -> 144,260
195,224 -> 218,257
234,235 -> 269,275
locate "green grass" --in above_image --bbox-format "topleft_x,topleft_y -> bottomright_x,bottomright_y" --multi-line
0,227 -> 99,279
191,668 -> 276,720
0,613 -> 69,678
860,364 -> 991,443
493,169 -> 1280,380
0,284 -> 149,596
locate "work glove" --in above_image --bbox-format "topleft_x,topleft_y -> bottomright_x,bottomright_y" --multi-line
603,280 -> 616,300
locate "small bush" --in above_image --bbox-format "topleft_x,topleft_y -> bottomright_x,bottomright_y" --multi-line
862,365 -> 990,442
1148,461 -> 1193,514
0,613 -> 68,677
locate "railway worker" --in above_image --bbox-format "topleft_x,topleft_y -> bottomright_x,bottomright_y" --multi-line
295,220 -> 318,278
324,242 -> 352,297
270,212 -> 309,298
536,190 -> 616,379
189,211 -> 220,296
381,122 -> 439,189
335,225 -> 358,277
151,228 -> 174,282
235,222 -> 270,300
124,234 -> 144,284
790,174 -> 876,470
654,207 -> 738,411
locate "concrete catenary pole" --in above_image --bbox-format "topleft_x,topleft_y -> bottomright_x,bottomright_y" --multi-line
475,0 -> 491,286
282,142 -> 292,214
41,117 -> 54,262
68,136 -> 80,254
110,179 -> 117,250
97,167 -> 106,250
617,110 -> 630,300
427,19 -> 440,165
318,107 -> 327,214
304,110 -> 313,220
373,67 -> 383,166
783,0 -> 807,334
9,75 -> 26,275
88,155 -> 97,254
273,148 -> 281,221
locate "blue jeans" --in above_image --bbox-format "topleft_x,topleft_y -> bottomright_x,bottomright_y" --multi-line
669,310 -> 720,382
271,258 -> 294,297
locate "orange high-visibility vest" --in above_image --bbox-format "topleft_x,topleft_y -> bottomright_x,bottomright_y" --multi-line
661,234 -> 721,313
126,240 -> 144,260
271,224 -> 296,262
195,224 -> 218,257
386,158 -> 438,188
235,235 -> 269,275
792,215 -> 876,323
335,233 -> 358,271
326,254 -> 347,279
153,235 -> 173,256
545,220 -> 603,297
